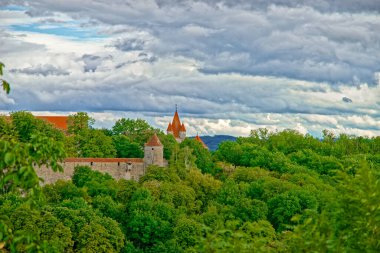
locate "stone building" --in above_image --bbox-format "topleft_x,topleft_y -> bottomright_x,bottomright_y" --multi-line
35,133 -> 167,184
144,133 -> 165,167
33,110 -> 211,184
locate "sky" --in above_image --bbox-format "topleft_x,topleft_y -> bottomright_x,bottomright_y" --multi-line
1,0 -> 380,137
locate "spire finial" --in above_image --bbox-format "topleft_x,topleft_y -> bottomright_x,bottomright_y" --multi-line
175,104 -> 178,112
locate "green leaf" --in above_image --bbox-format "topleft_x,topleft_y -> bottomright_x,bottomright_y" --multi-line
2,80 -> 10,94
4,152 -> 15,165
0,62 -> 4,75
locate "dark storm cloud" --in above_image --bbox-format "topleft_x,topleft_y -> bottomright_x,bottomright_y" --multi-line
10,64 -> 69,76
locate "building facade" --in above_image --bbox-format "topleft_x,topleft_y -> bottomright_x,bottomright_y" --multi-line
36,134 -> 167,184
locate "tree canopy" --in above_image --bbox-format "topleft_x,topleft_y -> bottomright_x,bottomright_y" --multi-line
1,111 -> 380,252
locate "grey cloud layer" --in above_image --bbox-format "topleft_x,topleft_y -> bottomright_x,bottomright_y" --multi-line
155,0 -> 380,13
1,1 -> 380,136
9,0 -> 380,85
10,64 -> 70,76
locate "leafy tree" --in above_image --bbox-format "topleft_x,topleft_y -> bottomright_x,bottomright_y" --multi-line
193,220 -> 278,253
112,118 -> 154,146
72,166 -> 117,198
267,190 -> 317,231
66,112 -> 116,158
79,129 -> 116,158
0,111 -> 66,251
126,188 -> 175,250
0,62 -> 10,94
2,117 -> 380,253
1,134 -> 65,194
43,180 -> 88,204
170,145 -> 197,178
50,203 -> 125,252
10,111 -> 65,143
173,217 -> 202,249
141,165 -> 180,183
77,218 -> 125,253
92,195 -> 123,221
0,115 -> 16,141
185,169 -> 222,210
8,204 -> 73,253
115,179 -> 139,204
250,128 -> 270,141
112,135 -> 143,158
216,141 -> 243,166
181,138 -> 215,174
157,132 -> 177,160
67,112 -> 94,135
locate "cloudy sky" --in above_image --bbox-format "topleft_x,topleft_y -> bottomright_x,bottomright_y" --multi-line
1,0 -> 380,137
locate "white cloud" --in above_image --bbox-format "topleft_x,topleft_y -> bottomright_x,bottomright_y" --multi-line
0,1 -> 379,137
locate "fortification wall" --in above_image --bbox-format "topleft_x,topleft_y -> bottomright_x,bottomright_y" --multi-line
35,158 -> 145,185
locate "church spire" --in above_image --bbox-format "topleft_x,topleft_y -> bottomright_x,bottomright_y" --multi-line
167,106 -> 186,142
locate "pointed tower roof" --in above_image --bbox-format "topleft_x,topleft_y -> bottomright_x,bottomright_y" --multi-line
170,109 -> 182,138
167,123 -> 173,132
172,110 -> 181,128
180,123 -> 186,132
195,134 -> 208,149
145,133 -> 163,147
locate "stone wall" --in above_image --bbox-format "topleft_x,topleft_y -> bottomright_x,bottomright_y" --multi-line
35,158 -> 145,185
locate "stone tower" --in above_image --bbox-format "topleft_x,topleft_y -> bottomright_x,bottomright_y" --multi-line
144,133 -> 164,167
167,108 -> 186,142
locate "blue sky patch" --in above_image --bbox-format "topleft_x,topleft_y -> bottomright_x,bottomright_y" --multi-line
11,22 -> 106,40
0,5 -> 28,11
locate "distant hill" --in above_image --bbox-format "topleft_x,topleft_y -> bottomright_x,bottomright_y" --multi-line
191,135 -> 237,151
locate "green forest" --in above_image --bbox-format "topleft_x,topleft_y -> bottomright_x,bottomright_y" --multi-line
1,112 -> 380,252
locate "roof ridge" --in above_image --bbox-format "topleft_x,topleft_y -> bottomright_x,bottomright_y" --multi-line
145,133 -> 163,146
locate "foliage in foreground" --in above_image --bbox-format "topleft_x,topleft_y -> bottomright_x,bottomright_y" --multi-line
1,113 -> 380,252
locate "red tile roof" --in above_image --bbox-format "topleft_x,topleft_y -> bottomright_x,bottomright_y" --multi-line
195,135 -> 208,149
168,110 -> 186,138
4,115 -> 69,131
171,110 -> 181,137
180,123 -> 186,132
64,158 -> 143,163
167,122 -> 173,132
145,133 -> 163,146
36,116 -> 68,131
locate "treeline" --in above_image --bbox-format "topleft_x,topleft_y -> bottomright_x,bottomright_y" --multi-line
1,111 -> 177,159
1,112 -> 380,252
